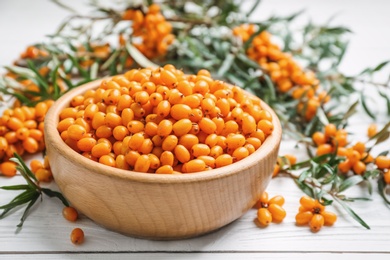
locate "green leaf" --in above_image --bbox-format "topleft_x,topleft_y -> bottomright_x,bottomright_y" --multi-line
0,185 -> 30,191
17,193 -> 40,228
246,0 -> 261,18
379,90 -> 390,115
378,178 -> 390,205
334,196 -> 370,229
294,179 -> 315,198
316,107 -> 329,126
0,189 -> 37,210
217,53 -> 235,77
10,153 -> 37,182
42,188 -> 69,207
368,121 -> 390,141
4,66 -> 36,78
125,42 -> 158,69
360,94 -> 376,119
341,100 -> 359,121
338,175 -> 364,193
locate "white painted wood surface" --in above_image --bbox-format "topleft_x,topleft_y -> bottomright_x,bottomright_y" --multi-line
1,0 -> 390,258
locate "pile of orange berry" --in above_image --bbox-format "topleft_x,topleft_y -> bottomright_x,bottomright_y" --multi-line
0,101 -> 53,177
255,192 -> 286,226
57,65 -> 274,174
122,4 -> 175,59
233,24 -> 329,121
29,156 -> 53,182
312,123 -> 375,175
296,196 -> 337,232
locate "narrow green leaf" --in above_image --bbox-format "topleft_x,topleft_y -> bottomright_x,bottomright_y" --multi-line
26,60 -> 50,92
10,153 -> 37,182
360,94 -> 376,119
0,190 -> 37,210
338,175 -> 364,192
17,193 -> 40,228
125,42 -> 158,69
368,121 -> 390,141
378,178 -> 390,205
316,107 -> 329,126
379,90 -> 390,115
4,66 -> 36,78
341,100 -> 359,121
334,197 -> 370,229
101,49 -> 120,71
246,0 -> 261,17
217,53 -> 235,77
294,179 -> 315,198
42,188 -> 69,207
0,185 -> 30,191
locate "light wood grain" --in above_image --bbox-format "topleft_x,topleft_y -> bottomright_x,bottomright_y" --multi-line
43,80 -> 282,239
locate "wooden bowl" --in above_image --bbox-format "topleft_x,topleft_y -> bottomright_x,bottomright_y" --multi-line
44,79 -> 282,240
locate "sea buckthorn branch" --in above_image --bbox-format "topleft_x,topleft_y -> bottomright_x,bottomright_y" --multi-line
280,153 -> 372,229
0,153 -> 68,229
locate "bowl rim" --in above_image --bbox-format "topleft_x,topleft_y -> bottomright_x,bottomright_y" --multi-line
44,78 -> 282,184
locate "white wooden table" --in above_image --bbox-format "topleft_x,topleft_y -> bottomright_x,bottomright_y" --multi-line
1,0 -> 390,259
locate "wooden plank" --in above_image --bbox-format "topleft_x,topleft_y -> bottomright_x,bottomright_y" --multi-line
1,253 -> 390,260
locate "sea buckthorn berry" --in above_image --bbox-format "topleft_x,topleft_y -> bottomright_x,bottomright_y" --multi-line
321,211 -> 337,226
99,154 -> 116,167
198,118 -> 216,135
172,119 -> 192,137
338,159 -> 351,174
257,120 -> 274,135
174,145 -> 191,163
295,211 -> 313,225
157,119 -> 173,137
324,124 -> 337,138
127,120 -> 145,134
35,168 -> 52,182
215,154 -> 233,168
134,154 -> 151,172
376,155 -> 390,169
156,165 -> 174,174
30,160 -> 44,173
367,123 -> 377,138
62,206 -> 78,222
23,137 -> 39,153
162,135 -> 178,151
170,104 -> 191,120
226,134 -> 246,150
268,204 -> 286,223
352,161 -> 366,175
70,228 -> 85,245
191,144 -> 211,157
0,161 -> 17,177
257,208 -> 272,226
232,147 -> 249,161
310,214 -> 324,232
77,137 -> 97,152
312,131 -> 326,146
183,159 -> 206,173
316,144 -> 332,156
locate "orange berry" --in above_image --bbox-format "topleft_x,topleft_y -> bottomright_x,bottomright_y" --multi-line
352,161 -> 366,175
309,214 -> 324,232
367,123 -> 377,138
70,228 -> 85,245
321,211 -> 337,226
257,208 -> 272,226
295,211 -> 313,225
324,124 -> 337,138
316,144 -> 332,156
268,203 -> 286,222
0,161 -> 17,177
62,206 -> 78,222
376,155 -> 390,169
